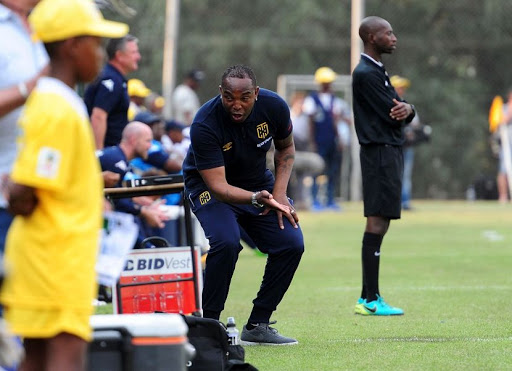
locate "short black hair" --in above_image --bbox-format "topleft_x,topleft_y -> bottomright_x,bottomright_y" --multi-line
221,65 -> 257,89
359,16 -> 388,43
106,34 -> 137,60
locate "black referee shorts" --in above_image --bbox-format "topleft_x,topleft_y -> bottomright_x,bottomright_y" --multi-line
360,144 -> 403,219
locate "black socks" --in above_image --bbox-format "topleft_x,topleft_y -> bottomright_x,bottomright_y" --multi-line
361,232 -> 383,302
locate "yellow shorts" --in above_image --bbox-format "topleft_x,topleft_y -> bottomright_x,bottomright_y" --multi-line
4,306 -> 93,341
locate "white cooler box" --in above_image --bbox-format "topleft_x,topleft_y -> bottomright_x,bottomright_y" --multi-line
88,313 -> 193,371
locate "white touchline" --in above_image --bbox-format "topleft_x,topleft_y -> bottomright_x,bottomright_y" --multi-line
322,285 -> 509,292
329,336 -> 512,343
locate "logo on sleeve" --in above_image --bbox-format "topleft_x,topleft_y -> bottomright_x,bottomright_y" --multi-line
222,142 -> 233,151
199,191 -> 211,205
101,79 -> 114,92
114,160 -> 127,171
256,122 -> 269,139
36,147 -> 61,179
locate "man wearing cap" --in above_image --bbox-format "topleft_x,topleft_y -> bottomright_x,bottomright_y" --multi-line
171,69 -> 205,126
84,33 -> 141,149
146,92 -> 165,116
127,78 -> 151,121
0,0 -> 127,368
303,67 -> 350,211
162,120 -> 189,161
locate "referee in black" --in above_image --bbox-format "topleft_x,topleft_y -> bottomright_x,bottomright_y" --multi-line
352,16 -> 415,316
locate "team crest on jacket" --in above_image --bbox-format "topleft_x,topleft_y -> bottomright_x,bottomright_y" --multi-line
223,142 -> 233,151
256,122 -> 269,139
199,191 -> 211,205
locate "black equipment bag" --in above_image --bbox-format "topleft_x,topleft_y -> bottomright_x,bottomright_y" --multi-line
183,315 -> 229,371
182,315 -> 257,371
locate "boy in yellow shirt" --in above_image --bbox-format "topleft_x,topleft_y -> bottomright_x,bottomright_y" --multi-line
0,0 -> 127,369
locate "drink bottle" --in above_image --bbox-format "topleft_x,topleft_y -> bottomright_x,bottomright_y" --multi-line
226,317 -> 239,345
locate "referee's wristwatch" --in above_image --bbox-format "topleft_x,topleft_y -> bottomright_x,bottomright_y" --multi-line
251,191 -> 264,208
409,104 -> 416,116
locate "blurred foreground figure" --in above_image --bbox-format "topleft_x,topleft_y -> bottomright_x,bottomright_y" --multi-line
0,0 -> 127,369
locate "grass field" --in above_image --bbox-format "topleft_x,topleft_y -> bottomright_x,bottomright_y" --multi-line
223,201 -> 512,370
97,201 -> 512,370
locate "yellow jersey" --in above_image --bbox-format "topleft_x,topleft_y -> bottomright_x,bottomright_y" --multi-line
1,77 -> 103,338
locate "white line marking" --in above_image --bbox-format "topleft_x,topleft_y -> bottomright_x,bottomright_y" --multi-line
323,285 -> 509,292
330,337 -> 512,343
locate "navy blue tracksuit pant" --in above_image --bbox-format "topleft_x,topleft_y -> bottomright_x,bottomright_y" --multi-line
188,194 -> 304,323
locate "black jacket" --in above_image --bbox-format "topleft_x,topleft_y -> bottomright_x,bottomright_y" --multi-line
352,55 -> 414,146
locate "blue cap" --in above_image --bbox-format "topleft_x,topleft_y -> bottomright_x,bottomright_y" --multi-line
187,69 -> 205,81
165,120 -> 185,131
134,111 -> 161,125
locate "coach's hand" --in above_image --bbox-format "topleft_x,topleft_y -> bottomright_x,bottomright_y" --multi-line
282,204 -> 299,229
261,192 -> 299,230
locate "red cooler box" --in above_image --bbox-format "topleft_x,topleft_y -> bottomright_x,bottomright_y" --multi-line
88,313 -> 193,371
113,246 -> 203,315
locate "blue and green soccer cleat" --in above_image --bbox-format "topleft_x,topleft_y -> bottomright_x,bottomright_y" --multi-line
354,298 -> 370,315
354,295 -> 404,316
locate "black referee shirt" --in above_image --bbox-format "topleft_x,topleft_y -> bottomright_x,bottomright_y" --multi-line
352,55 -> 414,146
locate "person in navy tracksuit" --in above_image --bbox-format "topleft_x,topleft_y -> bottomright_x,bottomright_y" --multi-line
183,65 -> 304,345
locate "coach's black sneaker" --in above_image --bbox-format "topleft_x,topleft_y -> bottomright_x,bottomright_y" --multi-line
240,321 -> 298,346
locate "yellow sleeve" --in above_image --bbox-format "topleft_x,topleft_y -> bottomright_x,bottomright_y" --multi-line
11,92 -> 78,192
